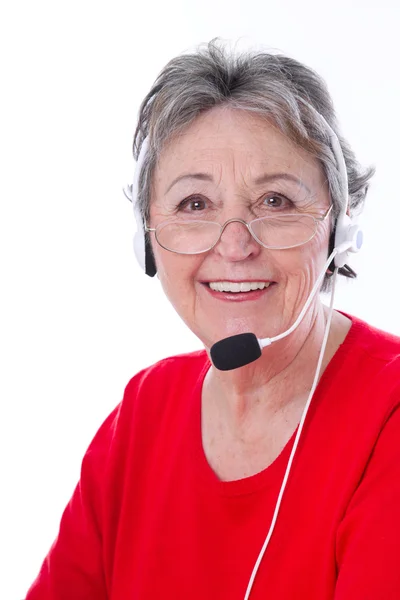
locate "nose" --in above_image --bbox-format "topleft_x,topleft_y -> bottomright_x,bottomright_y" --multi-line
213,218 -> 261,261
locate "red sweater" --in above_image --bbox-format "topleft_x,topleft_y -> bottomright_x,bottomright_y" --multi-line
26,315 -> 400,599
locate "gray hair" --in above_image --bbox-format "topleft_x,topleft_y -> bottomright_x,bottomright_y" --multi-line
132,40 -> 374,287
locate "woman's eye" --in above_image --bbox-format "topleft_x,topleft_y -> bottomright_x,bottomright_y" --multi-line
262,195 -> 290,209
179,197 -> 207,211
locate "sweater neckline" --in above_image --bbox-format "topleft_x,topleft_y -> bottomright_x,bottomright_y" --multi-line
191,312 -> 362,497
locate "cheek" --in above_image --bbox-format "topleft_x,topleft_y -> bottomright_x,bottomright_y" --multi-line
297,221 -> 331,269
152,244 -> 203,300
273,225 -> 331,284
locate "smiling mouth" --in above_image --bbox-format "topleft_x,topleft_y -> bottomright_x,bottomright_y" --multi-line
207,281 -> 273,293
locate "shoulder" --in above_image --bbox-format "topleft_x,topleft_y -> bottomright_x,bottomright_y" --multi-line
348,314 -> 400,397
345,313 -> 400,362
110,350 -> 210,429
328,313 -> 400,426
339,313 -> 400,386
124,349 -> 210,398
83,350 -> 210,467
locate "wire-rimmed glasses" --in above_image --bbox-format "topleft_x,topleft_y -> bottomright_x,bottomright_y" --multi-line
145,206 -> 333,254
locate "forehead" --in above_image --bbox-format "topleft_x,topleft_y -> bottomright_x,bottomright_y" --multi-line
153,106 -> 325,191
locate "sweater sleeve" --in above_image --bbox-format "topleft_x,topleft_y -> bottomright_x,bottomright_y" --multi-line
25,407 -> 120,600
335,405 -> 400,599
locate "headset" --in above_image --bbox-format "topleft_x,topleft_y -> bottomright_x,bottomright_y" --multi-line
125,120 -> 362,281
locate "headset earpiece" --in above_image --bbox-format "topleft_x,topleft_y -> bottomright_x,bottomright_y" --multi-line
133,198 -> 146,271
333,212 -> 363,268
321,128 -> 363,272
129,138 -> 157,277
144,234 -> 157,277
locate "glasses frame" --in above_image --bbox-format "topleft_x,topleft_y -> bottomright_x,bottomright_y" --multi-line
145,205 -> 333,255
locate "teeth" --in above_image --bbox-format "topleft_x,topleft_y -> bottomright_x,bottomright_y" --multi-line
209,281 -> 271,293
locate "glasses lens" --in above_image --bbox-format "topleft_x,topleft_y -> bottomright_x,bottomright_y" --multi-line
250,215 -> 317,249
155,220 -> 222,253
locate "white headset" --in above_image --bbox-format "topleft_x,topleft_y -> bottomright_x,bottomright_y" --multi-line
125,117 -> 363,275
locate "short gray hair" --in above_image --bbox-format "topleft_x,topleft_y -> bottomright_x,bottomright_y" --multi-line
132,40 -> 374,286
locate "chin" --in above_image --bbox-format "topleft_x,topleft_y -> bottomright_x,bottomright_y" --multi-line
197,317 -> 282,349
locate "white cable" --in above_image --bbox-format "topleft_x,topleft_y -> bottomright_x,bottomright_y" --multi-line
259,247 -> 339,349
243,267 -> 339,600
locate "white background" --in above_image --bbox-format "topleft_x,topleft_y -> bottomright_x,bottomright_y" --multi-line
1,0 -> 399,596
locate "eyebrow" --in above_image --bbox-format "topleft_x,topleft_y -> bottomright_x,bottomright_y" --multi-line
165,172 -> 311,194
254,173 -> 311,194
166,173 -> 213,193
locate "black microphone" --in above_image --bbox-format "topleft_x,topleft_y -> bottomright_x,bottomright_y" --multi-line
210,333 -> 262,370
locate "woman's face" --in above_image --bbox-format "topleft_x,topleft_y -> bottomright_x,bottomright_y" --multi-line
149,107 -> 331,349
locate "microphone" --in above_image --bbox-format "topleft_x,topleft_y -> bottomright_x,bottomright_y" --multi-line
210,333 -> 262,371
210,247 -> 349,371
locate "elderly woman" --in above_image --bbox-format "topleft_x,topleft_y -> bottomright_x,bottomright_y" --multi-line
26,42 -> 400,599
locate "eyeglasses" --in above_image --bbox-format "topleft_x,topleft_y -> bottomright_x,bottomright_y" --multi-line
145,206 -> 332,254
